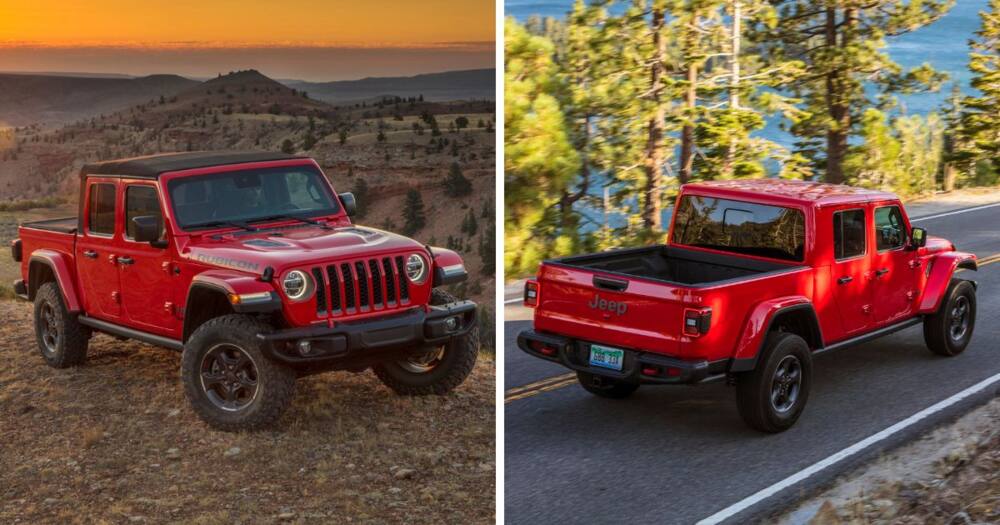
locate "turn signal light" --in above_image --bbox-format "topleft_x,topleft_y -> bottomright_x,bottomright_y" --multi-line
683,307 -> 713,337
524,280 -> 539,307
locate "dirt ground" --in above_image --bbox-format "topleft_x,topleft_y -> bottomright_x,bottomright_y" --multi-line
777,397 -> 999,525
0,300 -> 495,524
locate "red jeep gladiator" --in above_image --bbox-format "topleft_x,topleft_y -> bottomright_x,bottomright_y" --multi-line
11,151 -> 478,431
518,180 -> 977,432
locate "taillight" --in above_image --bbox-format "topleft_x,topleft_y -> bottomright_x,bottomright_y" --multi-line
683,307 -> 712,337
524,280 -> 539,307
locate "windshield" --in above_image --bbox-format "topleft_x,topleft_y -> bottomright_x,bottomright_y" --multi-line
672,195 -> 805,262
167,165 -> 339,230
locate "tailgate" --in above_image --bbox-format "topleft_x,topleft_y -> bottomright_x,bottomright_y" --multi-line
533,263 -> 688,356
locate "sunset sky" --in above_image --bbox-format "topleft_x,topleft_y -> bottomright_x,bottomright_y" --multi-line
0,0 -> 495,81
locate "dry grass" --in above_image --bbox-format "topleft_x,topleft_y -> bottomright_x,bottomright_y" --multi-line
0,301 -> 495,524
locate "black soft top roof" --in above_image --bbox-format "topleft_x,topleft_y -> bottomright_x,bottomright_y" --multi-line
80,151 -> 307,179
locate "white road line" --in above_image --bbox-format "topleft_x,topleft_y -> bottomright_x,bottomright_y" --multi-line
910,201 -> 1000,223
504,297 -> 522,305
696,372 -> 1000,525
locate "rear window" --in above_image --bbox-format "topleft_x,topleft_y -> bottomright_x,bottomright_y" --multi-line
87,183 -> 116,235
672,195 -> 805,262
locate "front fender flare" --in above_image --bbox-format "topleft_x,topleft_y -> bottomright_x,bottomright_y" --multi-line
729,296 -> 818,372
188,270 -> 280,312
28,250 -> 81,312
429,246 -> 468,287
918,252 -> 977,314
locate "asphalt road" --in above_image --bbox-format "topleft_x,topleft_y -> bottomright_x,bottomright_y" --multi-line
504,202 -> 1000,524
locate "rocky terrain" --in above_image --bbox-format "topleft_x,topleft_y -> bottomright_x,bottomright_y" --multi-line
777,397 -> 999,525
0,300 -> 495,524
0,69 -> 496,339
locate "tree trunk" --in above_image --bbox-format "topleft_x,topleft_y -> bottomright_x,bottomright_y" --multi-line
642,7 -> 667,230
679,12 -> 698,185
824,7 -> 852,185
724,0 -> 742,178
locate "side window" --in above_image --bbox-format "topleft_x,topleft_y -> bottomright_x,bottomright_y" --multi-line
874,206 -> 906,251
833,209 -> 866,260
87,183 -> 116,235
125,185 -> 164,240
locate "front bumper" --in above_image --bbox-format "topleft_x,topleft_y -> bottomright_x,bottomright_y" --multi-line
517,329 -> 724,385
258,300 -> 476,369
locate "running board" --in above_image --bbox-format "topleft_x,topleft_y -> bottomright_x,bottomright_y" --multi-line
816,316 -> 923,356
78,316 -> 183,351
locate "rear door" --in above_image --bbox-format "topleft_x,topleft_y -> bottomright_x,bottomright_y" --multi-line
76,178 -> 122,321
871,203 -> 920,325
830,206 -> 874,337
117,180 -> 179,335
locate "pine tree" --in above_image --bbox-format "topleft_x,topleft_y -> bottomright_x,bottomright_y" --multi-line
350,178 -> 369,218
504,18 -> 581,275
958,0 -> 1000,182
445,162 -> 473,196
402,189 -> 426,235
753,1 -> 952,183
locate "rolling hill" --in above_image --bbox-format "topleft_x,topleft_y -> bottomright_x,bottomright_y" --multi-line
0,73 -> 199,126
285,69 -> 495,104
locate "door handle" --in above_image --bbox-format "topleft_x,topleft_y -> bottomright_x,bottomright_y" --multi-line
909,260 -> 921,269
837,276 -> 853,285
82,250 -> 98,259
875,268 -> 889,277
117,256 -> 135,265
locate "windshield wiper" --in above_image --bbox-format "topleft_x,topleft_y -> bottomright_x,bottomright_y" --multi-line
185,220 -> 257,232
249,214 -> 332,230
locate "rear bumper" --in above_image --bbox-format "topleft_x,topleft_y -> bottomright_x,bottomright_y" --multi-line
517,329 -> 724,385
258,300 -> 476,370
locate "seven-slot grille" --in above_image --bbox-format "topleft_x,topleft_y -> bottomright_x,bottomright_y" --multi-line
313,255 -> 412,316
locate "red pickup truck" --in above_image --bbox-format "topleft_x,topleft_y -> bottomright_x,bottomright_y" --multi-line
518,180 -> 977,432
12,151 -> 478,431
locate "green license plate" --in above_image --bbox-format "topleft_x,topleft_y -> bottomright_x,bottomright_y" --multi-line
589,344 -> 624,371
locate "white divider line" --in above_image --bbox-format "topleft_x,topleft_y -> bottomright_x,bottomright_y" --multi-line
504,297 -> 522,305
697,372 -> 1000,525
910,201 -> 1000,223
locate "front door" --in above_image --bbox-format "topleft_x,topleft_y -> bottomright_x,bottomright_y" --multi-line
117,181 -> 179,335
830,207 -> 874,337
872,204 -> 920,325
76,179 -> 122,321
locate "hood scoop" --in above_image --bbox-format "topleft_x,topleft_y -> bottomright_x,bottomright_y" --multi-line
334,227 -> 383,240
244,239 -> 293,249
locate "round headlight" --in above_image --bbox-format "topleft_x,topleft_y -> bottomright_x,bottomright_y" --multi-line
282,270 -> 313,301
405,254 -> 428,284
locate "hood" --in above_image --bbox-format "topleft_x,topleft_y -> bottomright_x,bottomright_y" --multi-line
925,235 -> 953,254
183,225 -> 426,274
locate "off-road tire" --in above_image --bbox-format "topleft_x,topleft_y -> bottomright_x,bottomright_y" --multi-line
373,289 -> 478,395
181,315 -> 295,431
33,281 -> 89,368
735,332 -> 812,433
924,278 -> 976,357
577,371 -> 640,399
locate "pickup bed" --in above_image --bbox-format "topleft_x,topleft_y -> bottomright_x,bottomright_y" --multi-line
519,179 -> 978,432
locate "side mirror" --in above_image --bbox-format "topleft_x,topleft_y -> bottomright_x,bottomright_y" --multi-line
910,227 -> 927,249
132,216 -> 164,246
338,192 -> 357,217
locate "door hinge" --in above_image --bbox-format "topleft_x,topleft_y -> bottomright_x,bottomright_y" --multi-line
111,291 -> 121,303
862,304 -> 872,314
906,290 -> 916,301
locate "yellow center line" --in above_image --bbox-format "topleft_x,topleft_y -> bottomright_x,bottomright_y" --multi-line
505,373 -> 577,403
506,252 -> 1000,405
